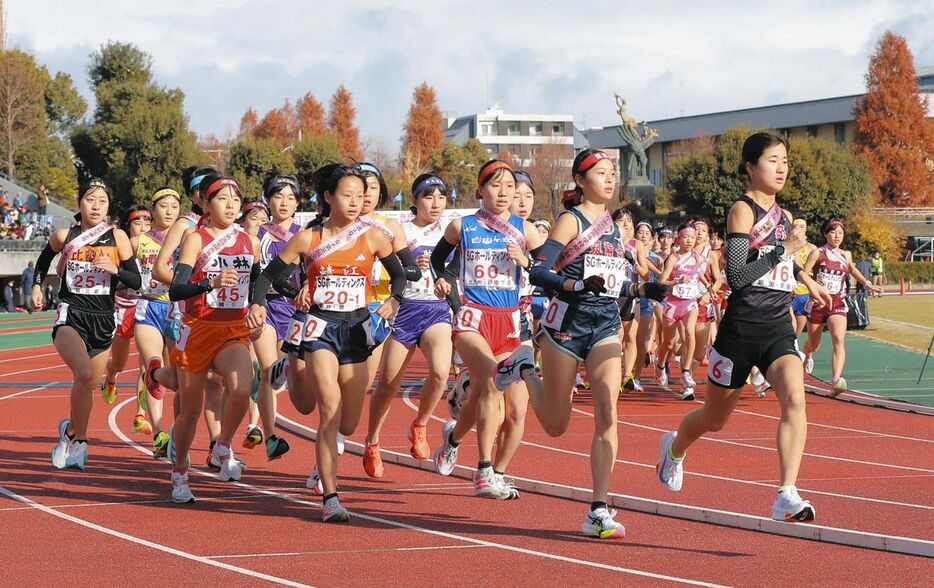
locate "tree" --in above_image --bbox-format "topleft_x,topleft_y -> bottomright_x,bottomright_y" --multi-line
853,31 -> 934,206
292,133 -> 342,179
328,85 -> 362,161
88,42 -> 152,87
400,82 -> 443,172
0,50 -> 46,179
44,72 -> 86,138
427,138 -> 490,207
227,137 -> 295,197
495,148 -> 515,169
295,92 -> 327,138
527,141 -> 572,220
239,108 -> 258,138
253,103 -> 295,145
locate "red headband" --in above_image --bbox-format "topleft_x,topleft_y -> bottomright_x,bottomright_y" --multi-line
824,219 -> 845,234
562,188 -> 582,206
204,178 -> 240,200
576,150 -> 609,175
478,161 -> 514,186
128,210 -> 151,223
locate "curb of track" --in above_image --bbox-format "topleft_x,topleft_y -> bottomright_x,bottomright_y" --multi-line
276,413 -> 934,558
804,382 -> 934,416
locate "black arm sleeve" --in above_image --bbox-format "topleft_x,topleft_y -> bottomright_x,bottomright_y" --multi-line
793,262 -> 805,281
396,247 -> 422,282
250,257 -> 292,306
725,233 -> 781,290
117,257 -> 142,290
33,243 -> 57,287
271,264 -> 300,299
379,253 -> 406,299
443,247 -> 460,282
528,239 -> 567,292
430,238 -> 458,282
169,263 -> 210,301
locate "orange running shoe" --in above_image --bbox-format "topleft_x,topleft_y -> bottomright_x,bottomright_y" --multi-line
363,441 -> 383,478
408,422 -> 431,459
132,414 -> 153,435
100,379 -> 118,405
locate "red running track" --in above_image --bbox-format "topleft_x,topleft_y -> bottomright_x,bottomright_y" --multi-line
1,339 -> 932,587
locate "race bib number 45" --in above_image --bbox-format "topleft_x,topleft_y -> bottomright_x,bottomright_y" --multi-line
314,275 -> 366,312
753,246 -> 795,292
464,248 -> 516,290
65,260 -> 112,295
583,254 -> 627,298
205,254 -> 251,309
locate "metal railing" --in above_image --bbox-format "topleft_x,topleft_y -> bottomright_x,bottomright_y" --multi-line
872,207 -> 934,216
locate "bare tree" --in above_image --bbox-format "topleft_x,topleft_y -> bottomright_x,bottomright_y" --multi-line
0,51 -> 44,178
528,139 -> 573,220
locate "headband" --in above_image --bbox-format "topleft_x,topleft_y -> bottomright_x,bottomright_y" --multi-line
189,173 -> 209,191
128,210 -> 151,223
413,176 -> 446,195
478,161 -> 513,185
151,188 -> 181,204
793,218 -> 807,228
242,201 -> 269,216
514,171 -> 533,187
659,227 -> 674,236
691,219 -> 709,229
203,178 -> 240,200
82,179 -> 109,198
635,221 -> 653,233
824,219 -> 845,234
575,150 -> 609,174
562,188 -> 583,206
356,163 -> 382,178
678,226 -> 696,237
265,176 -> 301,199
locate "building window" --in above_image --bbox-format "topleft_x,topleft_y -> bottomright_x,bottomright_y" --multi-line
834,122 -> 846,144
529,123 -> 543,136
479,122 -> 495,137
806,125 -> 818,138
552,122 -> 564,134
507,122 -> 520,136
486,144 -> 498,155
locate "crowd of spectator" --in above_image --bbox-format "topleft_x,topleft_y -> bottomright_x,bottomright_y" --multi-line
0,184 -> 55,241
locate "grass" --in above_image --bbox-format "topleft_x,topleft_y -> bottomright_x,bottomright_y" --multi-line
859,295 -> 934,353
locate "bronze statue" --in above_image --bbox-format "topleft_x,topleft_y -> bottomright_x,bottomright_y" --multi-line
615,94 -> 658,180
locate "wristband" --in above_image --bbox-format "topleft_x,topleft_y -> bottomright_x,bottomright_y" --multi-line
198,278 -> 213,292
572,280 -> 585,292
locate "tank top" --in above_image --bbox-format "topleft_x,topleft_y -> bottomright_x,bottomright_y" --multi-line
724,195 -> 795,323
668,251 -> 708,300
793,245 -> 812,295
305,226 -> 374,313
186,227 -> 254,321
555,207 -> 630,307
402,219 -> 446,301
58,225 -> 121,313
137,231 -> 170,301
459,213 -> 524,308
812,245 -> 848,298
367,213 -> 393,302
258,222 -> 301,298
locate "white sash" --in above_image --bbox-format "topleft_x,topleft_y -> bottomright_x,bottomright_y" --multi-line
359,214 -> 395,242
475,208 -> 527,251
57,222 -> 111,275
181,212 -> 200,225
194,225 -> 241,274
305,221 -> 372,267
554,210 -> 613,272
406,219 -> 442,250
823,245 -> 847,266
263,221 -> 296,243
749,202 -> 783,249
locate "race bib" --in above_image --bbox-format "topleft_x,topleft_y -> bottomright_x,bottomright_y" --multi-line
464,248 -> 516,290
752,246 -> 795,292
541,297 -> 569,330
140,265 -> 169,297
818,271 -> 844,295
455,305 -> 482,331
671,279 -> 702,300
408,272 -> 436,299
205,253 -> 251,309
314,275 -> 367,312
583,254 -> 628,298
65,260 -> 112,295
301,313 -> 328,341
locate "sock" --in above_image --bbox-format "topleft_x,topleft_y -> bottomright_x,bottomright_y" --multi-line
478,461 -> 492,471
494,469 -> 504,476
66,432 -> 75,441
216,441 -> 230,455
174,467 -> 188,476
411,421 -> 425,429
668,445 -> 684,462
76,439 -> 87,444
778,485 -> 792,494
323,492 -> 338,503
448,433 -> 460,449
591,501 -> 608,512
267,434 -> 278,442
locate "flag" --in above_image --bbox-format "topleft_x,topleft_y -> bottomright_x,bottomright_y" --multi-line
393,191 -> 402,203
451,188 -> 457,202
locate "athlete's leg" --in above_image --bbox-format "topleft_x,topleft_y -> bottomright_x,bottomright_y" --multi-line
366,336 -> 415,444
680,308 -> 699,375
827,314 -> 847,381
251,324 -> 279,434
308,348 -> 343,495
493,343 -> 531,472
767,355 -> 808,487
173,368 -> 208,467
450,332 -> 498,462
414,322 -> 454,426
105,336 -> 131,386
522,336 -> 579,437
54,327 -> 109,439
621,318 -> 638,381
585,340 -> 623,503
203,371 -> 224,442
135,324 -> 167,432
669,382 -> 743,458
214,343 -> 254,447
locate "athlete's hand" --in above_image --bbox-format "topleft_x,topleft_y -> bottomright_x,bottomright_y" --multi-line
867,283 -> 884,295
623,250 -> 636,267
416,251 -> 431,271
783,223 -> 807,255
807,281 -> 833,309
576,275 -> 607,295
293,283 -> 311,310
376,297 -> 399,322
434,277 -> 452,298
246,304 -> 266,330
30,284 -> 43,311
212,268 -> 239,289
93,254 -> 118,275
641,282 -> 669,302
507,243 -> 527,267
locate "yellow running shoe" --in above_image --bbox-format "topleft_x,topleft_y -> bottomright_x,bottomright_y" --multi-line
100,379 -> 117,404
137,373 -> 148,412
132,414 -> 153,435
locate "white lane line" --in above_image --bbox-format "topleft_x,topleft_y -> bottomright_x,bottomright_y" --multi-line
207,544 -> 486,560
290,407 -> 933,558
0,360 -> 140,401
804,383 -> 934,415
0,349 -> 57,363
108,399 -> 725,587
0,492 -> 271,512
0,484 -> 315,588
401,390 -> 934,512
872,316 -> 933,330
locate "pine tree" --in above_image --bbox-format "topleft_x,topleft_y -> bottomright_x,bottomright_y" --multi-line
401,82 -> 443,171
328,85 -> 362,161
853,31 -> 934,206
296,92 -> 327,137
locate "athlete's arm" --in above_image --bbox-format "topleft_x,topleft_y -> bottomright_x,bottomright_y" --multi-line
169,232 -> 210,301
803,247 -> 819,276
707,250 -> 721,293
111,229 -> 142,290
153,220 -> 189,285
723,201 -> 783,290
657,253 -> 677,285
30,229 -> 67,309
847,250 -> 880,293
430,218 -> 462,297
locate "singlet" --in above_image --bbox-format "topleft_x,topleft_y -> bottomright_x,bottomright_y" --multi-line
555,207 -> 630,307
185,228 -> 254,321
459,213 -> 524,308
723,195 -> 795,324
58,225 -> 121,313
645,249 -> 661,283
812,246 -> 848,298
137,231 -> 170,302
305,227 -> 375,314
258,222 -> 301,298
402,219 -> 445,301
668,251 -> 708,300
793,245 -> 813,295
366,213 -> 394,302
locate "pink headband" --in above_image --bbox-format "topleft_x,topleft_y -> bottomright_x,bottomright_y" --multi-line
678,227 -> 696,238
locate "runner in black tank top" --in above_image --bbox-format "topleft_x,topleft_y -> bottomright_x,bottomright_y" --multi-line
655,133 -> 832,524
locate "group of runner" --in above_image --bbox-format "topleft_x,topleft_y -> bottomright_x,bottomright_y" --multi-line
32,130 -> 879,537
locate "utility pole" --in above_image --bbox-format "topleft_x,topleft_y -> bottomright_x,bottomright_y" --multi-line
1,0 -> 6,51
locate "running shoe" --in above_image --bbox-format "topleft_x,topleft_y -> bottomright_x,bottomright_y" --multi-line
242,425 -> 263,450
132,414 -> 153,435
51,418 -> 71,469
494,345 -> 534,391
473,467 -> 514,499
495,473 -> 520,500
644,352 -> 651,368
136,374 -> 148,412
771,486 -> 816,522
306,465 -> 324,495
581,507 -> 625,539
100,379 -> 118,405
269,355 -> 289,392
655,362 -> 668,387
803,354 -> 814,375
207,440 -> 247,471
167,424 -> 176,465
409,422 -> 430,459
680,384 -> 695,401
631,377 -> 644,392
321,495 -> 350,523
171,471 -> 195,504
212,444 -> 243,482
682,372 -> 696,388
363,441 -> 384,478
265,436 -> 290,460
754,379 -> 770,398
145,357 -> 165,401
831,377 -> 848,397
153,431 -> 169,459
336,432 -> 345,456
447,371 -> 469,420
656,431 -> 684,492
250,359 -> 261,402
623,374 -> 636,391
433,420 -> 459,476
575,372 -> 585,388
64,441 -> 88,470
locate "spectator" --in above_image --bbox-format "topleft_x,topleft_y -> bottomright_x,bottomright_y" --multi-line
12,191 -> 23,209
37,185 -> 48,216
3,280 -> 15,312
870,252 -> 885,296
21,261 -> 35,312
855,256 -> 872,295
43,282 -> 56,310
0,191 -> 6,207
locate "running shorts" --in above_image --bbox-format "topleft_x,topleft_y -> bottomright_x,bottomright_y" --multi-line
539,299 -> 621,362
172,316 -> 250,373
453,302 -> 520,357
135,298 -> 170,335
52,303 -> 115,357
707,318 -> 802,389
392,299 -> 451,348
299,310 -> 374,365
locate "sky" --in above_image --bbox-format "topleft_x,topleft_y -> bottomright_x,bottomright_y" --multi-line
7,0 -> 934,156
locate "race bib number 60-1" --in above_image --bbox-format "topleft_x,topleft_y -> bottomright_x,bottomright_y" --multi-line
464,248 -> 516,290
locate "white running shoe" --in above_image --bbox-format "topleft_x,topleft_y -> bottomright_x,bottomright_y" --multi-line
433,420 -> 459,476
447,370 -> 470,420
680,384 -> 695,401
804,354 -> 814,375
750,369 -> 765,387
171,471 -> 195,504
754,379 -> 770,398
209,442 -> 245,471
831,377 -> 847,398
336,432 -> 345,456
632,377 -> 643,392
575,372 -> 584,388
473,467 -> 513,500
656,362 -> 668,387
306,465 -> 324,495
211,444 -> 243,482
495,473 -> 520,500
64,441 -> 88,470
656,431 -> 684,492
51,418 -> 71,469
495,345 -> 534,391
269,355 -> 289,392
682,371 -> 696,388
581,507 -> 625,539
322,495 -> 350,523
771,486 -> 816,522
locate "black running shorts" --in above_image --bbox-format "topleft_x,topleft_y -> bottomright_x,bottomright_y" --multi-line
707,318 -> 802,389
52,303 -> 116,357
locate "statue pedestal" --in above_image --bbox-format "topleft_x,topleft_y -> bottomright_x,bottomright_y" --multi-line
625,176 -> 656,212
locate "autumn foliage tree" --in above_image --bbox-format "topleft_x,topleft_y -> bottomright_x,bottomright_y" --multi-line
239,108 -> 258,138
528,141 -> 572,220
253,100 -> 295,145
401,82 -> 443,176
328,84 -> 362,161
853,31 -> 934,206
295,92 -> 327,138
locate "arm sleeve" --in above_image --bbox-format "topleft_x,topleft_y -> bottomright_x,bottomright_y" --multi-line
725,233 -> 781,290
33,243 -> 56,287
395,247 -> 422,282
271,264 -> 300,299
528,239 -> 567,292
249,257 -> 292,306
116,257 -> 142,290
379,253 -> 406,298
430,238 -> 457,282
169,263 -> 210,301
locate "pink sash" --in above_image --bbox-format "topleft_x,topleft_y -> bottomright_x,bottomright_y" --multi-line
475,208 -> 527,250
146,229 -> 166,246
359,214 -> 395,242
554,210 -> 613,272
194,225 -> 242,274
406,219 -> 442,250
306,221 -> 373,267
56,222 -> 111,275
181,212 -> 200,225
822,245 -> 847,266
262,221 -> 296,243
748,203 -> 783,249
